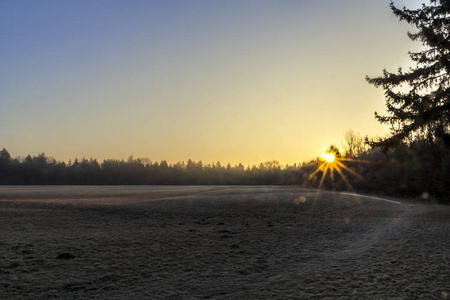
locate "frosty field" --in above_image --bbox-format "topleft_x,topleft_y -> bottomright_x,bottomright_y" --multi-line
0,186 -> 448,299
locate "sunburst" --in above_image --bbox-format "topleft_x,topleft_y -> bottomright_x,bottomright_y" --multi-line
309,147 -> 364,191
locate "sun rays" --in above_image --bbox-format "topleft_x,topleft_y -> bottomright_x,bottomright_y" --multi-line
309,147 -> 364,191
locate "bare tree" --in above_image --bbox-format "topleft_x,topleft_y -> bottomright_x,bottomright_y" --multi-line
343,129 -> 366,158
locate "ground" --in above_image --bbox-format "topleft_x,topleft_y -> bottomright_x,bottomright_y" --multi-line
0,186 -> 449,299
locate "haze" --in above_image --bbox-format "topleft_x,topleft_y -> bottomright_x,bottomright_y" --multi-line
0,0 -> 424,165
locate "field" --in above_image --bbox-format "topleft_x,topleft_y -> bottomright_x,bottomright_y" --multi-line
0,186 -> 449,299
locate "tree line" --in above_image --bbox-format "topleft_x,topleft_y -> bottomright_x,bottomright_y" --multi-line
1,140 -> 449,203
0,149 -> 303,186
1,1 -> 449,204
316,132 -> 450,203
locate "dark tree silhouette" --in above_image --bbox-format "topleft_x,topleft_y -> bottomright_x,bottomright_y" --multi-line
0,148 -> 11,161
0,148 -> 12,184
366,0 -> 450,151
326,145 -> 341,158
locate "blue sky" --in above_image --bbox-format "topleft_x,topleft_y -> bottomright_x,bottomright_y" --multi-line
1,0 -> 424,165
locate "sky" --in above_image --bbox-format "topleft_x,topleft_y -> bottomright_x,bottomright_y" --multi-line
1,0 -> 425,166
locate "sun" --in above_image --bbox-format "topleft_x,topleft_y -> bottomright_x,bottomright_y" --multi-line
324,153 -> 335,163
308,145 -> 364,191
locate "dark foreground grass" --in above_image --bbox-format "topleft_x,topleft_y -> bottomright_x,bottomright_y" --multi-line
0,186 -> 448,299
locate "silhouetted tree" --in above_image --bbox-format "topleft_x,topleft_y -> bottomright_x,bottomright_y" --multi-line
343,130 -> 366,158
367,0 -> 450,151
326,145 -> 341,158
0,148 -> 11,161
0,148 -> 12,184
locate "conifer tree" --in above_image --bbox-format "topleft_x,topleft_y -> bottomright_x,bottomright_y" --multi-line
366,0 -> 450,151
